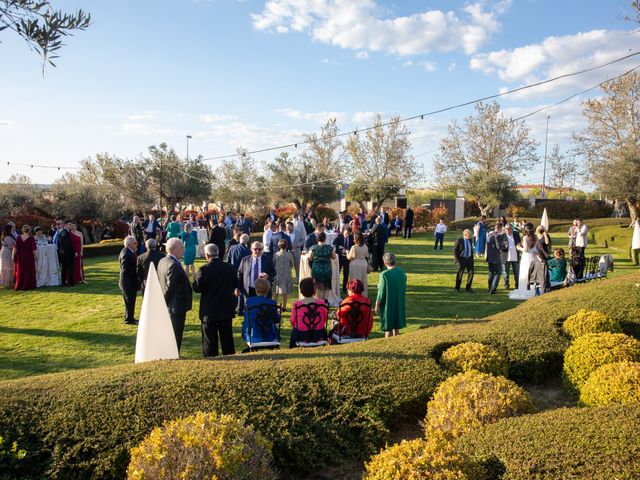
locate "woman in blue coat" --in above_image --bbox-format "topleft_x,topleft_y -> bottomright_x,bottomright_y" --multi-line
474,215 -> 487,257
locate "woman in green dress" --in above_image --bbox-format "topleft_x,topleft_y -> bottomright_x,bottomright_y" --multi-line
166,215 -> 183,239
181,222 -> 199,282
309,231 -> 337,301
375,252 -> 406,338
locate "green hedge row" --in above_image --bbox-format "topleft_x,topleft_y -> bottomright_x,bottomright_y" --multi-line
457,403 -> 640,479
83,239 -> 124,258
0,273 -> 638,479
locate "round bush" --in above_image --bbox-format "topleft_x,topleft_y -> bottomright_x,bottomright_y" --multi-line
580,361 -> 640,407
440,342 -> 509,377
127,411 -> 276,480
562,309 -> 622,339
563,333 -> 640,391
426,370 -> 535,439
363,438 -> 482,480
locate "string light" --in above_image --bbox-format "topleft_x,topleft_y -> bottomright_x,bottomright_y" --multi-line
5,50 -> 640,175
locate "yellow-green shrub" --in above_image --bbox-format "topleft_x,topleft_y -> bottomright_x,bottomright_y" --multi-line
563,333 -> 640,391
363,438 -> 482,480
127,411 -> 276,480
580,361 -> 640,407
562,309 -> 622,339
440,343 -> 509,377
426,371 -> 534,439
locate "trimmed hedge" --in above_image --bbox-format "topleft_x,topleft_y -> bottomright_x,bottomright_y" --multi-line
457,403 -> 640,479
128,411 -> 276,480
0,273 -> 638,479
83,239 -> 125,258
562,332 -> 640,391
363,438 -> 484,480
562,309 -> 622,339
580,361 -> 640,407
425,371 -> 534,439
440,342 -> 509,377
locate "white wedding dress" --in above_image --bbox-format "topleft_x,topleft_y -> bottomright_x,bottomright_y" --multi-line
508,242 -> 538,300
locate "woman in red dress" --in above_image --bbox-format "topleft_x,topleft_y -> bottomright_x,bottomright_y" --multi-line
69,223 -> 85,284
14,225 -> 37,291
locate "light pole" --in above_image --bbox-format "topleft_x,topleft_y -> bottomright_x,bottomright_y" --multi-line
186,135 -> 192,161
542,115 -> 550,198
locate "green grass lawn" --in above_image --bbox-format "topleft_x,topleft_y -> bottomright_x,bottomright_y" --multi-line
1,230 -> 637,381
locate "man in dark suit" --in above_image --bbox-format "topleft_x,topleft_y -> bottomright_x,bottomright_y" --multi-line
157,238 -> 193,352
270,222 -> 292,254
237,241 -> 276,298
486,223 -> 507,294
208,221 -> 227,260
136,238 -> 165,295
333,226 -> 354,292
58,220 -> 75,287
379,207 -> 390,227
304,224 -> 324,252
266,208 -> 277,224
193,243 -> 240,357
119,236 -> 140,325
129,216 -> 146,254
368,217 -> 386,271
404,207 -> 414,239
454,229 -> 474,292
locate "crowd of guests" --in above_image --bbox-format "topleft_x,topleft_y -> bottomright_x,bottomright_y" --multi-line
119,206 -> 409,358
455,215 -> 590,295
0,219 -> 85,290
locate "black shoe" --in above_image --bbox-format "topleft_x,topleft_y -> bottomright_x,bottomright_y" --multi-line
490,291 -> 497,295
125,320 -> 139,325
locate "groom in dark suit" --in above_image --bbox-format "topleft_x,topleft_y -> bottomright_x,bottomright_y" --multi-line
157,237 -> 193,353
333,226 -> 354,292
454,229 -> 474,292
486,222 -> 507,294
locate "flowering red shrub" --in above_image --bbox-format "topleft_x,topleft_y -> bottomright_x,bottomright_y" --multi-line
413,207 -> 430,230
0,214 -> 56,230
429,203 -> 450,223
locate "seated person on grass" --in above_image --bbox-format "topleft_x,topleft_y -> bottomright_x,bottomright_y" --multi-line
548,247 -> 568,284
242,278 -> 281,350
569,246 -> 584,280
290,277 -> 328,348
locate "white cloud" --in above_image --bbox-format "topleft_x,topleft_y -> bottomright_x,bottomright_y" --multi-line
127,113 -> 154,121
195,121 -> 304,154
420,60 -> 437,72
355,51 -> 369,60
0,120 -> 15,126
198,113 -> 239,123
351,111 -> 383,125
275,108 -> 345,123
119,123 -> 181,136
252,1 -> 509,56
402,60 -> 413,67
470,29 -> 640,99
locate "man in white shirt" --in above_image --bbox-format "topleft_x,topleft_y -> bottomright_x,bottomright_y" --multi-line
287,221 -> 303,282
434,218 -> 447,250
575,218 -> 588,258
502,224 -> 520,289
262,221 -> 277,255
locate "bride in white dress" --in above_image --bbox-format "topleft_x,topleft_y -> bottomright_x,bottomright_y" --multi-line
509,224 -> 538,300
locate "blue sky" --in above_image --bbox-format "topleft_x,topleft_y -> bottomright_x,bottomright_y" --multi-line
2,0 -> 639,187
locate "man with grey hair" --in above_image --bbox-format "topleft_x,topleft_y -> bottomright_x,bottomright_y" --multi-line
129,215 -> 145,255
119,236 -> 140,325
453,229 -> 474,292
157,237 -> 193,352
193,243 -> 240,357
237,241 -> 276,298
136,238 -> 165,295
375,251 -> 406,338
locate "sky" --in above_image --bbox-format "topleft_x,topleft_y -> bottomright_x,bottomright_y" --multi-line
1,0 -> 639,189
